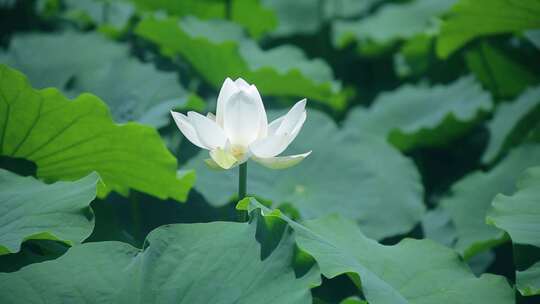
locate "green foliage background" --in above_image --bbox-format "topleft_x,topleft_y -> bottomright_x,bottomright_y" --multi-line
0,0 -> 539,303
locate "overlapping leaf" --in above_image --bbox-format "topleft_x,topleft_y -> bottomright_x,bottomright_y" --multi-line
0,32 -> 190,128
0,170 -> 98,255
437,0 -> 540,58
187,110 -> 424,240
465,42 -> 538,99
487,166 -> 540,296
0,0 -> 15,8
517,264 -> 540,297
0,217 -> 318,303
441,144 -> 540,258
421,205 -> 457,248
61,0 -> 135,37
393,34 -> 432,78
482,86 -> 540,163
239,198 -> 514,304
0,65 -> 194,201
343,76 -> 492,151
322,0 -> 384,20
333,0 -> 455,49
487,166 -> 540,247
261,0 -> 320,37
262,0 -> 383,38
525,29 -> 540,49
135,15 -> 347,111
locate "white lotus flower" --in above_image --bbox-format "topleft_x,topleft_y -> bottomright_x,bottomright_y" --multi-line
171,77 -> 311,170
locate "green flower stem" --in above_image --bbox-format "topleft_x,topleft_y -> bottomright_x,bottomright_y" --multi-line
130,192 -> 142,244
225,0 -> 232,20
239,162 -> 247,199
239,162 -> 248,221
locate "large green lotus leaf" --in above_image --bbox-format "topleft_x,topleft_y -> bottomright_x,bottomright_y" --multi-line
0,218 -> 318,303
186,110 -> 424,240
437,0 -> 540,58
0,32 -> 188,128
487,166 -> 540,295
482,86 -> 540,164
0,64 -> 194,201
239,198 -> 514,304
134,15 -> 347,111
465,42 -> 539,99
441,144 -> 540,258
332,0 -> 456,49
0,170 -> 98,255
129,0 -> 277,38
343,76 -> 492,151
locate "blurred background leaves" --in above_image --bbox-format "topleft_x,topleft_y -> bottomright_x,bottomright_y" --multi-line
1,0 -> 540,303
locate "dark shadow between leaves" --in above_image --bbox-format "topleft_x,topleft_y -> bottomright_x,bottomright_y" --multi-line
0,240 -> 68,273
0,156 -> 36,178
86,189 -> 238,248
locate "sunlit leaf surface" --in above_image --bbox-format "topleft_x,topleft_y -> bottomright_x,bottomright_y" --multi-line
437,0 -> 540,58
0,65 -> 194,201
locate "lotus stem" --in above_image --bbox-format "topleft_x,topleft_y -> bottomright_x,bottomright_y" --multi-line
239,162 -> 247,221
239,162 -> 247,200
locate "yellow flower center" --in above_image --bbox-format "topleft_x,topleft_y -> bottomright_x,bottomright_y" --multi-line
230,145 -> 247,159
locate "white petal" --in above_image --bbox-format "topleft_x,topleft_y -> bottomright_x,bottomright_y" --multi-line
188,111 -> 227,150
246,84 -> 268,138
216,78 -> 239,127
251,106 -> 307,157
267,116 -> 284,136
223,90 -> 263,147
234,77 -> 250,90
234,78 -> 268,138
206,112 -> 216,121
170,111 -> 207,149
209,148 -> 238,169
286,111 -> 307,146
253,151 -> 312,170
249,133 -> 290,158
277,99 -> 307,135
